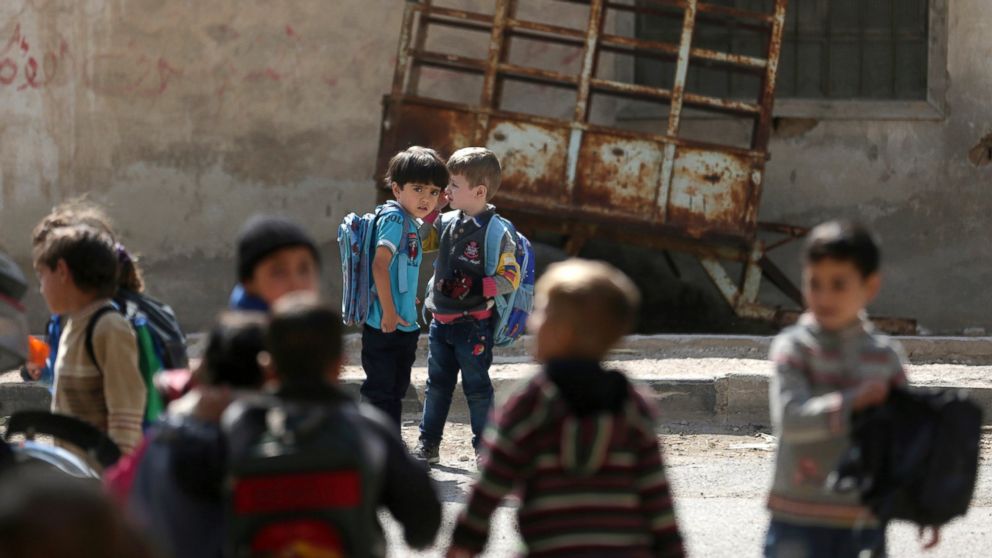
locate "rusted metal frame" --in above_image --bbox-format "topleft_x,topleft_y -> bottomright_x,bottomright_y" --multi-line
426,15 -> 492,34
758,255 -> 803,307
406,0 -> 435,96
387,93 -> 770,160
738,241 -> 765,307
504,210 -> 752,260
750,0 -> 787,153
412,50 -> 488,73
391,2 -> 419,96
501,63 -> 579,87
564,0 -> 606,206
599,33 -> 768,71
655,0 -> 697,224
480,0 -> 512,110
602,0 -> 772,30
507,18 -> 586,42
606,0 -> 774,25
588,78 -> 760,115
759,220 -> 808,252
699,256 -> 776,321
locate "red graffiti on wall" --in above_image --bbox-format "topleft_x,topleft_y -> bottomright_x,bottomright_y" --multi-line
0,24 -> 70,91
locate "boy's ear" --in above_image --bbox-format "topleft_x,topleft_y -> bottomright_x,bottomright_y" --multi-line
475,185 -> 488,200
54,259 -> 70,283
391,181 -> 403,198
865,272 -> 882,302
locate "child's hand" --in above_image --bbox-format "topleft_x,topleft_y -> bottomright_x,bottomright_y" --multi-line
24,363 -> 43,381
381,311 -> 410,333
445,547 -> 474,558
438,190 -> 450,210
918,526 -> 941,550
851,379 -> 890,410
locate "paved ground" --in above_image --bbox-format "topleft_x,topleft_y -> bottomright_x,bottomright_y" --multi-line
380,423 -> 992,558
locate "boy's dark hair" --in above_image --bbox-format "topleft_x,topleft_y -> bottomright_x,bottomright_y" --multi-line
266,292 -> 343,385
33,225 -> 119,299
33,200 -> 145,293
236,215 -> 321,282
385,146 -> 449,190
447,147 -> 502,200
804,220 -> 881,278
198,311 -> 268,388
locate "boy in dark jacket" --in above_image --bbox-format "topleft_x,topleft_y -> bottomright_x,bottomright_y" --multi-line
415,147 -> 520,464
448,259 -> 684,558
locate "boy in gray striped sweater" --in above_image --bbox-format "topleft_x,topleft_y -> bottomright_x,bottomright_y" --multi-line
765,221 -> 940,557
448,259 -> 683,558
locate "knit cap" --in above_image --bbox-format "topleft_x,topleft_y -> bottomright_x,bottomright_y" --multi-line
236,216 -> 320,281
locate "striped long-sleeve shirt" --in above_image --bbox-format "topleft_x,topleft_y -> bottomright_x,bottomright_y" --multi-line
768,313 -> 908,528
53,300 -> 146,454
451,361 -> 684,557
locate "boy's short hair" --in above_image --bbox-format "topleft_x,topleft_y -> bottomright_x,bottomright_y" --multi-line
33,201 -> 145,293
804,220 -> 881,278
536,259 -> 640,356
33,225 -> 119,299
236,215 -> 321,282
447,147 -> 502,200
385,146 -> 449,190
198,311 -> 268,389
266,292 -> 343,385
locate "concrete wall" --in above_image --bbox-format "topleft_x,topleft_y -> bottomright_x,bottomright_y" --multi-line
0,0 -> 989,334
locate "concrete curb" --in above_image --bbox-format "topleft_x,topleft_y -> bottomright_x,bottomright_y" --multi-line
186,333 -> 992,365
0,383 -> 51,416
339,372 -> 992,429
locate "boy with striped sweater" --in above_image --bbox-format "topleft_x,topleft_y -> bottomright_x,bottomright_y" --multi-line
765,221 -> 940,557
448,259 -> 684,558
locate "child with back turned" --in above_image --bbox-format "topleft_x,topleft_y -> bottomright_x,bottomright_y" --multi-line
764,220 -> 940,557
448,259 -> 684,558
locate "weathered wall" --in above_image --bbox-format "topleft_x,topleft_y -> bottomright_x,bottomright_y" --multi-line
0,0 -> 401,330
1,0 -> 989,333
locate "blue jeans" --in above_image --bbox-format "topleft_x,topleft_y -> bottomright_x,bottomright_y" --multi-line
764,519 -> 887,558
419,318 -> 495,449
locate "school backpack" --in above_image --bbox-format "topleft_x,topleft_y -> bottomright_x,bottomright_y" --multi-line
483,215 -> 535,347
830,387 -> 982,527
85,298 -> 176,425
223,395 -> 387,558
114,289 -> 189,370
338,201 -> 414,326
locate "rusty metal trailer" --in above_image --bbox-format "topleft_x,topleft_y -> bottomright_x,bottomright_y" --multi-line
374,0 -> 912,333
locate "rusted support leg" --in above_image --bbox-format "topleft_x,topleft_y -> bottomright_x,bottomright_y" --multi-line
700,256 -> 776,321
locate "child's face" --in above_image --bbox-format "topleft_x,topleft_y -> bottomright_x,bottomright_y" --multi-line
802,258 -> 880,331
244,246 -> 319,306
446,174 -> 486,212
392,181 -> 442,219
35,260 -> 72,314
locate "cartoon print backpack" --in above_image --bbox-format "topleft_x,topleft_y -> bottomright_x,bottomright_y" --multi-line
338,201 -> 413,326
484,216 -> 535,347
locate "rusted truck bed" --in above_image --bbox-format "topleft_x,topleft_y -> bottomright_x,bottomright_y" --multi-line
374,0 -> 914,333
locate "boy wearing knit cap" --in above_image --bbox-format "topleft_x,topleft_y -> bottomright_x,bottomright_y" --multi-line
229,215 -> 321,312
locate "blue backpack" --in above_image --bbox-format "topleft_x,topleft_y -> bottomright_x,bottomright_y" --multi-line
338,201 -> 414,326
483,216 -> 535,347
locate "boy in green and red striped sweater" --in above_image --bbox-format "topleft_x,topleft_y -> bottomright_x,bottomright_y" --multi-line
447,259 -> 684,558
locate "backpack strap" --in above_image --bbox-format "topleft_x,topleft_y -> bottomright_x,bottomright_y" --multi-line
376,202 -> 413,295
483,215 -> 511,277
84,305 -> 120,376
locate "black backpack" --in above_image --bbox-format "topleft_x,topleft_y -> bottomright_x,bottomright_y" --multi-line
830,387 -> 982,527
113,289 -> 189,370
222,395 -> 387,558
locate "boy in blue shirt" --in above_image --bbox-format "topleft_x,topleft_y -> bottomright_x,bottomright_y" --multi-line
361,146 -> 447,426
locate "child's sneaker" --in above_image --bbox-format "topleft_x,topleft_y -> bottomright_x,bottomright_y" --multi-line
413,441 -> 440,465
